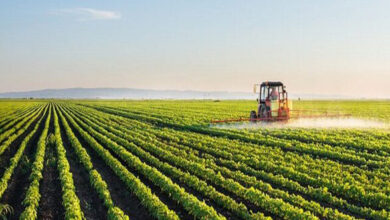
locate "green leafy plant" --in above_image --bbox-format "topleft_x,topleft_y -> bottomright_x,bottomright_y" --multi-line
0,203 -> 13,220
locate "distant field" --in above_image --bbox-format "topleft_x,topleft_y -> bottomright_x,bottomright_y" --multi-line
0,100 -> 390,220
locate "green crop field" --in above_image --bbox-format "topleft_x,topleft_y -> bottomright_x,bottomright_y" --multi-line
0,100 -> 390,220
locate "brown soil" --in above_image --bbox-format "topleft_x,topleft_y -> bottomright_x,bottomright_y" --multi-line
65,113 -> 154,220
58,115 -> 107,220
38,110 -> 64,220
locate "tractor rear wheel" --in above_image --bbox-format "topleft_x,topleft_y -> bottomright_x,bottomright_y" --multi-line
250,110 -> 257,122
261,106 -> 268,118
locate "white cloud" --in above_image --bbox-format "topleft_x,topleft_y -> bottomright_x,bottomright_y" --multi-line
53,8 -> 121,20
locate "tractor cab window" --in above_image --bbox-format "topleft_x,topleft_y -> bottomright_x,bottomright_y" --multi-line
269,86 -> 279,100
260,86 -> 267,102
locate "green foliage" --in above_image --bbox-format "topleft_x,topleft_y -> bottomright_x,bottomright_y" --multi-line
0,105 -> 48,201
20,105 -> 52,220
57,106 -> 130,220
1,100 -> 390,220
52,108 -> 84,220
72,100 -> 390,219
58,107 -> 178,220
0,203 -> 13,220
19,155 -> 31,175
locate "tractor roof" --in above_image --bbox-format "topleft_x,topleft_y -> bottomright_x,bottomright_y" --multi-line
261,81 -> 284,87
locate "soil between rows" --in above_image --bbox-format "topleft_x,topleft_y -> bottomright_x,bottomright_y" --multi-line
62,109 -> 154,220
58,112 -> 107,220
38,107 -> 64,220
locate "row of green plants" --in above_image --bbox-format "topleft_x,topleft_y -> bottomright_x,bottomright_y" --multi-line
0,105 -> 37,130
93,102 -> 390,165
52,106 -> 84,219
175,128 -> 390,196
225,128 -> 389,163
83,103 -> 390,209
0,105 -> 44,146
250,128 -> 390,156
85,102 -> 390,180
74,105 -> 380,220
138,123 -> 389,220
62,105 -> 271,220
0,104 -> 42,133
60,106 -> 180,220
60,105 -> 226,220
167,127 -> 390,211
159,126 -> 389,191
85,104 -> 384,168
20,104 -> 52,219
195,128 -> 390,202
79,104 -> 386,214
69,106 -> 331,218
0,102 -> 42,123
64,105 -> 318,220
70,105 -> 348,219
56,106 -> 129,220
0,100 -> 388,219
0,105 -> 48,200
84,103 -> 388,170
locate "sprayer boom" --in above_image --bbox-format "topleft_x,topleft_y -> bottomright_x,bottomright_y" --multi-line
211,111 -> 352,123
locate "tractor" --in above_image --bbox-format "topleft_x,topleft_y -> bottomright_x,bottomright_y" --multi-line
250,81 -> 292,122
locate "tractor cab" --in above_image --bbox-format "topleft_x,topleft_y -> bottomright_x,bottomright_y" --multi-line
250,81 -> 291,121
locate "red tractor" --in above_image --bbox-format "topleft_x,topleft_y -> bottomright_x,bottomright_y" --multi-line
250,81 -> 291,122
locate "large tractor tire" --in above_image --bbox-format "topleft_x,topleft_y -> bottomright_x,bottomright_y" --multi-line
261,107 -> 268,118
259,105 -> 268,119
250,110 -> 257,122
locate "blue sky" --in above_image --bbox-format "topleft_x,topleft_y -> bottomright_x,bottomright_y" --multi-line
1,1 -> 390,97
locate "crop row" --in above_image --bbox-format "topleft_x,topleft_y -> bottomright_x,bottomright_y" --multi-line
0,105 -> 45,151
53,107 -> 84,219
0,105 -> 37,130
0,104 -> 48,201
20,104 -> 52,219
